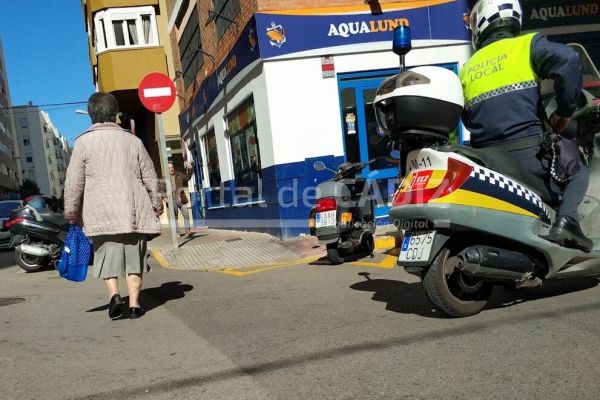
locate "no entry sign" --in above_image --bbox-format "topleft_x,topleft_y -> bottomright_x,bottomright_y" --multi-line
138,72 -> 176,113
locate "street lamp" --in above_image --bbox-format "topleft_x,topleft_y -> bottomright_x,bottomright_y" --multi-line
75,109 -> 88,115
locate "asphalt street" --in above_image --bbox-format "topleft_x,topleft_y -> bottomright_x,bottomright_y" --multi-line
1,248 -> 600,399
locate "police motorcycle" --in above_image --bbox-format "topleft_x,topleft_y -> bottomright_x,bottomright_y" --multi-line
373,27 -> 600,317
3,196 -> 69,272
309,160 -> 378,264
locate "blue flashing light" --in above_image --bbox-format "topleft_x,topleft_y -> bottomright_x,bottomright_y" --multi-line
392,25 -> 412,56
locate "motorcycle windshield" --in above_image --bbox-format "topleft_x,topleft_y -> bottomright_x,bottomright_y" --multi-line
540,43 -> 600,98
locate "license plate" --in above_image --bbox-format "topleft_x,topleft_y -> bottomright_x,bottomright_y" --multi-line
315,210 -> 336,228
398,231 -> 436,263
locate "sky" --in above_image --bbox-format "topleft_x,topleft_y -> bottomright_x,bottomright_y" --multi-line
0,1 -> 96,144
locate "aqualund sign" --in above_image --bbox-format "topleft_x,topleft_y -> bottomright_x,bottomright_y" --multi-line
328,18 -> 410,38
529,3 -> 599,21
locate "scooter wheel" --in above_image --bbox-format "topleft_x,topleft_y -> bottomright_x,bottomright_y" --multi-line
15,252 -> 47,273
422,247 -> 492,317
326,243 -> 344,265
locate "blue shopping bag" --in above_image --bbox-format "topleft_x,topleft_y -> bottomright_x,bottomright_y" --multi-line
56,225 -> 92,282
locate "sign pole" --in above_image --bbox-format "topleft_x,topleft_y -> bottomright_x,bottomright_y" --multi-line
137,71 -> 180,254
156,112 -> 179,253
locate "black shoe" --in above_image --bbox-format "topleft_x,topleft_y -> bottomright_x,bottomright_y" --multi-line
129,307 -> 145,319
543,216 -> 593,252
108,294 -> 125,320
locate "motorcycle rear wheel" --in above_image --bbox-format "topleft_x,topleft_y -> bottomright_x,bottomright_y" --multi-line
15,251 -> 47,272
326,243 -> 344,265
423,247 -> 492,317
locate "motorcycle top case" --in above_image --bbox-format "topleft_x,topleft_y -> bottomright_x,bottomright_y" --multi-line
57,225 -> 92,282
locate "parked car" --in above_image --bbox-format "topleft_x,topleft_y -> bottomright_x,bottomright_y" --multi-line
0,199 -> 24,249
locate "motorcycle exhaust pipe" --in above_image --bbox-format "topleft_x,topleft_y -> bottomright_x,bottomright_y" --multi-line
458,246 -> 535,281
17,244 -> 50,258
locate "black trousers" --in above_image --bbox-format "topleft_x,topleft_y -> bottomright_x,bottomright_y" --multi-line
507,141 -> 588,221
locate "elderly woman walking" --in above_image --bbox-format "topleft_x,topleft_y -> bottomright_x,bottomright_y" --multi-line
64,92 -> 163,320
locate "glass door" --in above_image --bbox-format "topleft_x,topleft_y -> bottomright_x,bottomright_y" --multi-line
338,70 -> 400,219
338,64 -> 459,220
189,142 -> 207,227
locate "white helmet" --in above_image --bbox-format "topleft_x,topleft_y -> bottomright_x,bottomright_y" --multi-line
470,0 -> 522,50
373,66 -> 464,142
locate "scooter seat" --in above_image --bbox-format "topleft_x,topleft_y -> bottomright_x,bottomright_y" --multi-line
447,145 -> 559,208
37,208 -> 70,228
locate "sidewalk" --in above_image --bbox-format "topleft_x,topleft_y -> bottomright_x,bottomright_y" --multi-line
148,225 -> 402,271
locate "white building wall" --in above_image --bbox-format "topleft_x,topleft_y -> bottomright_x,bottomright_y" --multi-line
263,41 -> 473,166
264,58 -> 344,166
14,107 -> 62,197
191,41 -> 473,184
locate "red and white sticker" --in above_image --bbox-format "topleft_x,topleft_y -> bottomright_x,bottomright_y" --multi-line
409,170 -> 433,191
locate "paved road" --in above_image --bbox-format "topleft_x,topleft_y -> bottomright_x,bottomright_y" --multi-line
1,249 -> 600,399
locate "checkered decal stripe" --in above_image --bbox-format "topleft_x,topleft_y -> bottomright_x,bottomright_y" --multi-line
465,81 -> 537,110
470,166 -> 550,217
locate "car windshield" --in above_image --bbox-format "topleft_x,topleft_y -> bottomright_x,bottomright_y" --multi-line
0,201 -> 21,218
540,43 -> 600,96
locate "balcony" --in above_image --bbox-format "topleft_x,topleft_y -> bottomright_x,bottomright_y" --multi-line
97,46 -> 168,93
84,0 -> 158,15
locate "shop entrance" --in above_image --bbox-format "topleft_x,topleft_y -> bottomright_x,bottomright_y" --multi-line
337,64 -> 458,220
188,142 -> 207,228
338,69 -> 399,220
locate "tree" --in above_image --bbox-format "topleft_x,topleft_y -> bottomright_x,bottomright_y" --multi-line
18,179 -> 41,199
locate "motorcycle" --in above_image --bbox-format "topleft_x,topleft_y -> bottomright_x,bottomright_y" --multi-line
309,160 -> 377,264
4,196 -> 69,272
373,29 -> 600,317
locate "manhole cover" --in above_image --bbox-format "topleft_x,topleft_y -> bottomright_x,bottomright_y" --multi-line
0,297 -> 26,307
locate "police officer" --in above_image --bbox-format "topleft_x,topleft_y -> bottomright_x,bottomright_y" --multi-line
460,0 -> 592,251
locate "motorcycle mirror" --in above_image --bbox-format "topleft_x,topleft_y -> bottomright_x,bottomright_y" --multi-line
313,161 -> 327,171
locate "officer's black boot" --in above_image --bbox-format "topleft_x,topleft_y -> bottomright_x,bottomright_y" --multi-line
544,216 -> 593,252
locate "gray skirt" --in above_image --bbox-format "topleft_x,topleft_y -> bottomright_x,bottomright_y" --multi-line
91,234 -> 148,279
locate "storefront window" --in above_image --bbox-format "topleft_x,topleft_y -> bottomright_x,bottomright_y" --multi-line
202,128 -> 222,206
227,96 -> 262,202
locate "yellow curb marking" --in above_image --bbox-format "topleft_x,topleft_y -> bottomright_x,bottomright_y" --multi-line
349,254 -> 398,269
151,237 -> 401,276
374,236 -> 397,250
150,250 -> 175,269
217,256 -> 320,276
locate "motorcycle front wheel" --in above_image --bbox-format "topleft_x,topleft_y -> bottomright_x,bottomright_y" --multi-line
15,251 -> 48,272
422,247 -> 492,317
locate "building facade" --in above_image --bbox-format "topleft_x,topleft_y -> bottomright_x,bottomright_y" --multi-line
520,0 -> 600,67
12,105 -> 70,198
0,38 -> 22,196
81,0 -> 185,176
167,0 -> 473,238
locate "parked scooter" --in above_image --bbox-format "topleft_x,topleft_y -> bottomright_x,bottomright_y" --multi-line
309,160 -> 377,264
373,30 -> 600,317
4,196 -> 69,272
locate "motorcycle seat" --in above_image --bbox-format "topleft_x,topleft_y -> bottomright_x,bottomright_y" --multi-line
447,145 -> 559,208
37,208 -> 70,228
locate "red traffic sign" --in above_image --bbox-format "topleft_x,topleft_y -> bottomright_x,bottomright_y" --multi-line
138,72 -> 176,113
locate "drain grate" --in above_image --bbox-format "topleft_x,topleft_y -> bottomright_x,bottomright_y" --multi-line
0,297 -> 26,307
